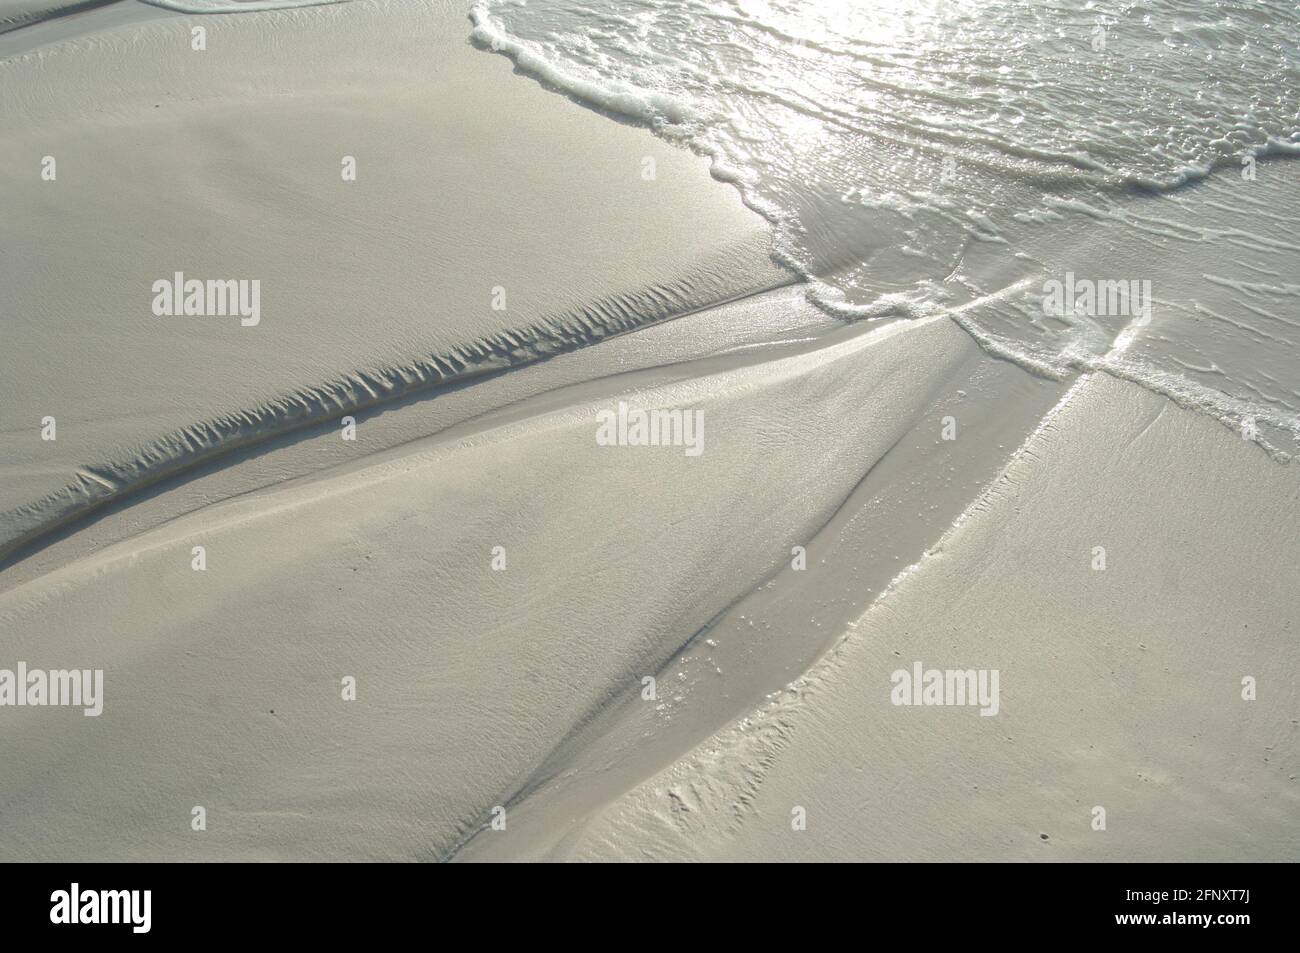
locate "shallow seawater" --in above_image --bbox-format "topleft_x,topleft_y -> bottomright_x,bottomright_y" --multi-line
471,0 -> 1300,455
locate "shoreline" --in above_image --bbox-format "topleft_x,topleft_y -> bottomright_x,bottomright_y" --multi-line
2,0 -> 1296,863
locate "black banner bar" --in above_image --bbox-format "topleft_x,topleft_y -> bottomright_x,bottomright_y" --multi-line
3,862 -> 1284,940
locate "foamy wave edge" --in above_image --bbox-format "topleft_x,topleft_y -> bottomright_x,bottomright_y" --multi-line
467,2 -> 1300,465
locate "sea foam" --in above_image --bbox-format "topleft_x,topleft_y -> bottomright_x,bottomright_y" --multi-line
470,0 -> 1300,459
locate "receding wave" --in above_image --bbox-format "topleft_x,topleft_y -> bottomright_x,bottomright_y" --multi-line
469,0 -> 1300,463
470,0 -> 1300,270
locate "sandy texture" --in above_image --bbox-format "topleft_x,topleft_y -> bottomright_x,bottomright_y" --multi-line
0,0 -> 784,555
549,373 -> 1300,862
2,0 -> 1296,865
0,0 -> 116,33
0,310 -> 1018,861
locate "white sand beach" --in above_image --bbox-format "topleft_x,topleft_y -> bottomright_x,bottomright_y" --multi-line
1,0 -> 1296,863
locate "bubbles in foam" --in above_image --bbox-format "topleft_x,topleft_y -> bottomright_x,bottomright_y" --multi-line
471,0 -> 1300,459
